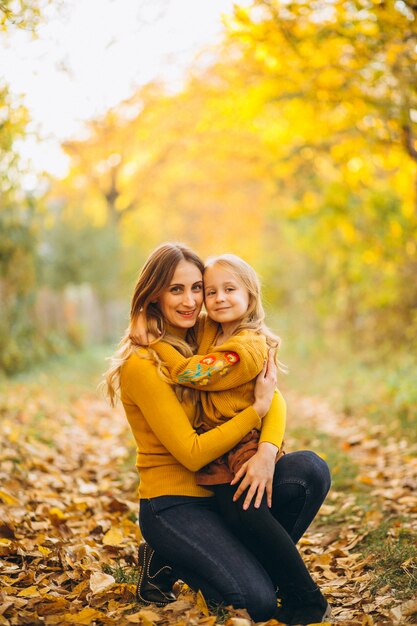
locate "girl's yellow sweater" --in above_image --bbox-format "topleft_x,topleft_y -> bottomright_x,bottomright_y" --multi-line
120,317 -> 286,499
152,317 -> 271,428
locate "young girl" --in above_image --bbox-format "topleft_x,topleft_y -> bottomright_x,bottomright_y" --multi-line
150,254 -> 331,625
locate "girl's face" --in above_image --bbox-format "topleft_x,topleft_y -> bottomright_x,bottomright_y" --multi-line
204,264 -> 250,328
158,260 -> 204,329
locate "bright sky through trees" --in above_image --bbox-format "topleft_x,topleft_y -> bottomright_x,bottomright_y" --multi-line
0,0 -> 249,177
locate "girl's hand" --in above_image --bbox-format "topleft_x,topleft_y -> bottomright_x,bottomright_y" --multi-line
252,350 -> 277,418
134,311 -> 158,344
230,442 -> 278,510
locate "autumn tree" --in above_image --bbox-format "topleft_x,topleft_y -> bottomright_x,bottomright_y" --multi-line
48,73 -> 276,270
0,0 -> 65,373
220,0 -> 417,343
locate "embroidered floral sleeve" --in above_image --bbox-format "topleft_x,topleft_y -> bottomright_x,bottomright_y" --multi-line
152,331 -> 267,390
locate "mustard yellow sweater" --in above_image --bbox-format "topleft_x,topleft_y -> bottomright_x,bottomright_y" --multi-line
120,320 -> 286,499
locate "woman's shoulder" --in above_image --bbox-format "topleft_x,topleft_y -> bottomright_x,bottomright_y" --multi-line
121,348 -> 157,381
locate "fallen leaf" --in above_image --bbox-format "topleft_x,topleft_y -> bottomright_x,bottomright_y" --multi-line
89,570 -> 115,594
162,599 -> 193,613
17,586 -> 40,598
138,609 -> 163,621
395,598 -> 417,617
196,590 -> 209,616
102,526 -> 124,546
225,619 -> 251,626
63,607 -> 106,624
0,491 -> 19,506
125,613 -> 142,624
127,608 -> 163,625
36,597 -> 70,616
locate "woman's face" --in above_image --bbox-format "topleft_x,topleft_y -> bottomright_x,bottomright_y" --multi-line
158,259 -> 204,329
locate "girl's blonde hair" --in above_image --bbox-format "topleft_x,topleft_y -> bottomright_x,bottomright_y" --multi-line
105,242 -> 204,406
205,254 -> 284,366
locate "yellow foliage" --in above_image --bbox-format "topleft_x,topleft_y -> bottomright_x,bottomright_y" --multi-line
41,0 -> 417,346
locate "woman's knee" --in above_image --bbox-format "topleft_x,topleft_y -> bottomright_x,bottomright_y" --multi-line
277,450 -> 331,496
301,450 -> 331,496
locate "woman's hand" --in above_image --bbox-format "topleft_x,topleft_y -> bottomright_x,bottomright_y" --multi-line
252,350 -> 277,418
230,442 -> 278,510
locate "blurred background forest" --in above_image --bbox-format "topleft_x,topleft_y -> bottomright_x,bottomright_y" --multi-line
1,0 -> 417,420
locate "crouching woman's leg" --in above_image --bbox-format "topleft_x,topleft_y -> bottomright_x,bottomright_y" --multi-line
271,450 -> 331,543
139,495 -> 277,622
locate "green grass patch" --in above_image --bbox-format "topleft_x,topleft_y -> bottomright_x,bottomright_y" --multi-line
103,561 -> 138,584
358,520 -> 417,600
206,601 -> 234,623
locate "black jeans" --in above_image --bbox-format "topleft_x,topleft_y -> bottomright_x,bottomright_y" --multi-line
213,482 -> 319,597
139,451 -> 331,622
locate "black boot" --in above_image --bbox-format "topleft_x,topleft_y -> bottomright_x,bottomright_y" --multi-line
274,594 -> 296,624
136,542 -> 177,606
274,587 -> 331,625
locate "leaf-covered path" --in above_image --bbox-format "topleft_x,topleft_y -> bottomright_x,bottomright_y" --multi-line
0,368 -> 416,625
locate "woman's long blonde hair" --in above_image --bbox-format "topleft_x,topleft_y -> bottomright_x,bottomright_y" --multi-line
205,254 -> 285,369
105,242 -> 204,406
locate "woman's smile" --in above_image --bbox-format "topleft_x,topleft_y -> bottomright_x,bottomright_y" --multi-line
158,259 -> 204,329
177,309 -> 197,318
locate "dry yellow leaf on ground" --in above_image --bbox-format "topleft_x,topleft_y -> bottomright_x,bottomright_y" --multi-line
36,597 -> 70,615
125,608 -> 162,625
48,507 -> 67,523
225,618 -> 251,626
196,590 -> 209,616
89,570 -> 115,594
0,490 -> 19,506
102,526 -> 124,546
17,586 -> 40,597
139,609 -> 163,621
61,607 -> 105,624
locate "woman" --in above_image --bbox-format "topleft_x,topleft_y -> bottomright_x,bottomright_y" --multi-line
105,243 -> 331,624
